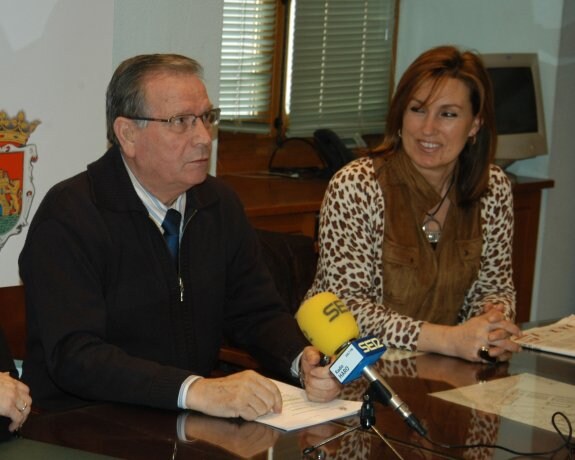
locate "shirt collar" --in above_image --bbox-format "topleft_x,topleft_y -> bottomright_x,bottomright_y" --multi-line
121,156 -> 186,231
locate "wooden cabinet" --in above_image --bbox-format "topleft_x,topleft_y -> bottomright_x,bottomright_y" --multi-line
220,174 -> 328,237
221,173 -> 554,323
511,177 -> 554,322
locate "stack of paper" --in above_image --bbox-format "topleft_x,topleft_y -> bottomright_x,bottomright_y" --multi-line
256,379 -> 362,431
514,315 -> 575,358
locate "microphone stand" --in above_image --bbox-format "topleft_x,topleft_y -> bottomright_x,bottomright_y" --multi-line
302,384 -> 405,460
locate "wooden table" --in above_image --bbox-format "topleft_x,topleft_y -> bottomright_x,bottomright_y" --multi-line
11,341 -> 573,459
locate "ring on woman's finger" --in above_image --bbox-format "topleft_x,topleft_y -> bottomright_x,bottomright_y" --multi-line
17,401 -> 27,413
478,346 -> 497,363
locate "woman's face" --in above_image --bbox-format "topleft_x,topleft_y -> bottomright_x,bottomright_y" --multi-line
401,77 -> 481,180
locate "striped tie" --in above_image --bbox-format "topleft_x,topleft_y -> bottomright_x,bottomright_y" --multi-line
162,209 -> 181,264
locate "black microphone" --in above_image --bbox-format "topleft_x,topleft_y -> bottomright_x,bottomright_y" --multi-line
296,292 -> 427,436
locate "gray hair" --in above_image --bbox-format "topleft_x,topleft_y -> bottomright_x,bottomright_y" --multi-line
106,54 -> 204,146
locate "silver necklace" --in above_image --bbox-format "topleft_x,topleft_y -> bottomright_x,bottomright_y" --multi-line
421,176 -> 454,244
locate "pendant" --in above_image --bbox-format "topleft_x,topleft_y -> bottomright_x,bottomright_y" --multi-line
422,216 -> 442,244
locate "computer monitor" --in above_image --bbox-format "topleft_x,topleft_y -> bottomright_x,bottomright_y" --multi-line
481,53 -> 548,168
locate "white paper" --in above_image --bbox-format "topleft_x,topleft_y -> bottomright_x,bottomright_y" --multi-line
255,379 -> 362,431
513,315 -> 575,358
431,373 -> 575,432
381,347 -> 423,361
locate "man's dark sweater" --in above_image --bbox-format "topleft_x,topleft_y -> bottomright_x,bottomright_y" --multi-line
19,146 -> 308,411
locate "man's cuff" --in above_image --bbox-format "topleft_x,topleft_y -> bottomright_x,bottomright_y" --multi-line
178,375 -> 203,409
290,351 -> 305,389
177,412 -> 188,440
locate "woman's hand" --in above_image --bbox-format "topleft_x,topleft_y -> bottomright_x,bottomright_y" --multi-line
418,309 -> 522,362
0,372 -> 32,432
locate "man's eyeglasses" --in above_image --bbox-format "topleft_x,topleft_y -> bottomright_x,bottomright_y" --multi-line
127,108 -> 221,134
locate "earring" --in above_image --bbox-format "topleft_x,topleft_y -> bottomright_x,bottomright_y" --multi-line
469,134 -> 477,145
397,129 -> 402,138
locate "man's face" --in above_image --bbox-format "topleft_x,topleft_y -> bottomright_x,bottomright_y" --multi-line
126,72 -> 213,204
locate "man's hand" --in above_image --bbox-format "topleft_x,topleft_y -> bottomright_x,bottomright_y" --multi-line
183,413 -> 279,457
299,346 -> 341,402
185,370 -> 282,421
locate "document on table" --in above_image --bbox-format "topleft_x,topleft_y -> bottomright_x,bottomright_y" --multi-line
256,379 -> 362,431
513,315 -> 575,358
431,373 -> 575,433
381,347 -> 423,361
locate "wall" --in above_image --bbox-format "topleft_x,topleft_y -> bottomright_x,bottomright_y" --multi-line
0,0 -> 114,286
397,0 -> 574,320
536,1 -> 575,320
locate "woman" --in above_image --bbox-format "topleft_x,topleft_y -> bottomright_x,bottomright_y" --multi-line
306,45 -> 521,362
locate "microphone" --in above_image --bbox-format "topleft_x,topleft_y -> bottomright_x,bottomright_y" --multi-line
296,292 -> 427,436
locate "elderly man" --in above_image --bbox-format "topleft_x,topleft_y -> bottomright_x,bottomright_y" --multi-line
19,54 -> 339,419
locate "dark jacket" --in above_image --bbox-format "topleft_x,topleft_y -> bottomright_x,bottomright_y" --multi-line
19,146 -> 308,411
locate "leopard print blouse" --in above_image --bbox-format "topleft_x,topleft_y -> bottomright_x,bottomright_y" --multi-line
306,156 -> 516,351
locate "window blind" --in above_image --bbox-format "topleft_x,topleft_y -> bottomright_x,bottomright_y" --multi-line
219,0 -> 278,134
287,0 -> 396,139
219,0 -> 396,138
